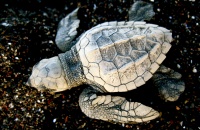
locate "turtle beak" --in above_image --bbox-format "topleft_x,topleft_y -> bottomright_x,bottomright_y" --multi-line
26,78 -> 31,86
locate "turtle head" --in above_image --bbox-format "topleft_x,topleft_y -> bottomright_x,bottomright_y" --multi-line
26,56 -> 69,93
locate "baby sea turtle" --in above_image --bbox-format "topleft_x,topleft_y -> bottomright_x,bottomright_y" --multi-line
27,1 -> 185,124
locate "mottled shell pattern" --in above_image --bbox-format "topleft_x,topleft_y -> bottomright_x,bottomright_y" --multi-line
76,21 -> 172,93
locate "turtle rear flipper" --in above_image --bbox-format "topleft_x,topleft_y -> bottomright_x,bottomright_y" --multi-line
79,87 -> 160,124
129,1 -> 155,21
152,65 -> 185,102
55,8 -> 80,52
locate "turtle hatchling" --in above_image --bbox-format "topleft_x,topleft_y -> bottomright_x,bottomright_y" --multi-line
27,1 -> 185,124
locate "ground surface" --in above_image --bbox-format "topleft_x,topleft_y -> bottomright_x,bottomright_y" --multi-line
0,0 -> 200,129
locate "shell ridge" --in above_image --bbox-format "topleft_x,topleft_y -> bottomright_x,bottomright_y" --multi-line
109,30 -> 127,86
94,33 -> 120,88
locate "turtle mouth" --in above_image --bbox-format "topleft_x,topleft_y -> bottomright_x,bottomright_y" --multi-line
26,79 -> 31,86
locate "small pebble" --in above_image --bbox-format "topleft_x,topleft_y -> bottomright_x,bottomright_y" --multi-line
65,6 -> 68,10
191,16 -> 195,19
176,106 -> 180,110
177,64 -> 181,69
93,4 -> 97,10
26,113 -> 31,117
14,95 -> 18,100
53,118 -> 57,123
180,121 -> 183,126
9,103 -> 14,108
192,67 -> 197,73
1,22 -> 11,26
37,108 -> 41,112
14,118 -> 19,121
49,40 -> 53,44
43,12 -> 48,17
21,107 -> 26,111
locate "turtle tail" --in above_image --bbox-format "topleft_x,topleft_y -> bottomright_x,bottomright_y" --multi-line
129,1 -> 155,21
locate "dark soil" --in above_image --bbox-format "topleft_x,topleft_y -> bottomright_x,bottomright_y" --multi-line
0,0 -> 199,129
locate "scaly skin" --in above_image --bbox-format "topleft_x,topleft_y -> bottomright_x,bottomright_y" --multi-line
26,56 -> 69,93
79,87 -> 160,124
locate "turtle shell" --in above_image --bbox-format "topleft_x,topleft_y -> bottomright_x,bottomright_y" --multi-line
75,21 -> 172,92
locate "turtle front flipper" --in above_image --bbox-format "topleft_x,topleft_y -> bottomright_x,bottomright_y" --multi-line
129,1 -> 155,21
79,87 -> 160,124
152,65 -> 185,102
55,8 -> 80,52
